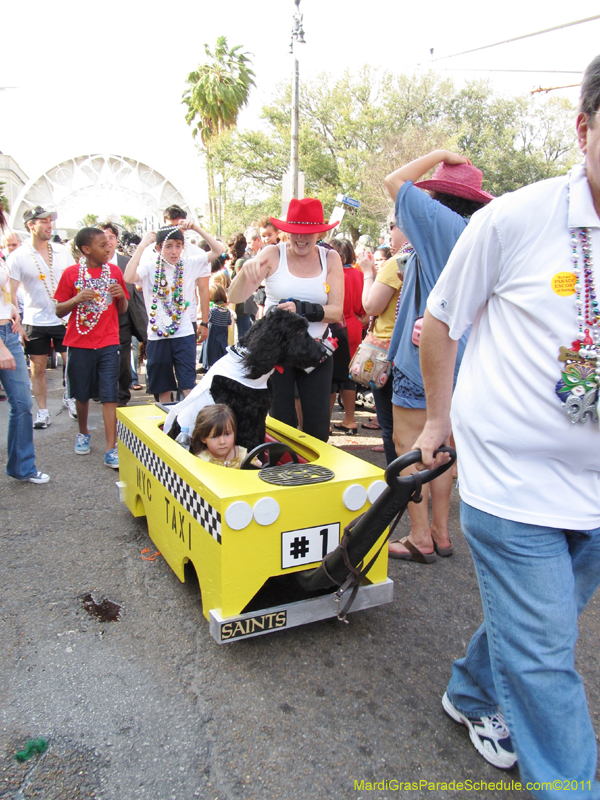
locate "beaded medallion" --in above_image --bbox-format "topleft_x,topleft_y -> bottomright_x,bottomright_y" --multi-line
74,259 -> 115,335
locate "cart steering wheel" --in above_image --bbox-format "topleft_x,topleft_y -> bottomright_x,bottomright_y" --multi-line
240,442 -> 300,470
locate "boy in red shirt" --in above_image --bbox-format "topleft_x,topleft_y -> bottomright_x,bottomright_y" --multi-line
54,227 -> 129,468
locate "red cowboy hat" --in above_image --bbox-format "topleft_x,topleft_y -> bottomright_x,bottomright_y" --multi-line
270,198 -> 339,234
415,162 -> 494,204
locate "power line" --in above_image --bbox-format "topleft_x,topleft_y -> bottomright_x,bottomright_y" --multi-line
423,15 -> 600,64
423,68 -> 581,75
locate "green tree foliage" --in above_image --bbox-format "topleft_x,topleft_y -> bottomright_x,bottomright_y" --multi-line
79,213 -> 99,228
0,181 -> 9,213
121,215 -> 140,232
210,69 -> 579,241
182,36 -> 255,227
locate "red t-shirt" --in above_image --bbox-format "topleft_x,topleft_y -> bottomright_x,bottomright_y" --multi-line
343,265 -> 365,358
54,263 -> 129,349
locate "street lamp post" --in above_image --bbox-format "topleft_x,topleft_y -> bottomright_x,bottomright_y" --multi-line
289,0 -> 305,200
216,173 -> 223,238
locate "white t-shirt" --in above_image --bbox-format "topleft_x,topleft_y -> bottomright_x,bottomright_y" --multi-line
428,161 -> 600,529
137,245 -> 209,341
8,242 -> 74,325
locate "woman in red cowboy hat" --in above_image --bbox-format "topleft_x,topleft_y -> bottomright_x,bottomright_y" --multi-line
383,149 -> 494,563
228,198 -> 344,441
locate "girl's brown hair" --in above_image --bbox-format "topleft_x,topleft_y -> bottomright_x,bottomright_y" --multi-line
190,404 -> 237,455
210,283 -> 227,304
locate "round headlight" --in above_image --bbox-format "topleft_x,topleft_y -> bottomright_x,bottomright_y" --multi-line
225,501 -> 253,530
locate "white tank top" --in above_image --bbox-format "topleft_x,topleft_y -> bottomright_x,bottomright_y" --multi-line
265,243 -> 329,338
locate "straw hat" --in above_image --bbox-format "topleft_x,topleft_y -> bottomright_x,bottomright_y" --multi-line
415,162 -> 494,204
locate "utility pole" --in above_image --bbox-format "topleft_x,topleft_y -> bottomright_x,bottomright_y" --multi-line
289,0 -> 305,200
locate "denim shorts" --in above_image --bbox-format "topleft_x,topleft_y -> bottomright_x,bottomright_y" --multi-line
146,334 -> 197,395
67,345 -> 120,403
391,364 -> 426,409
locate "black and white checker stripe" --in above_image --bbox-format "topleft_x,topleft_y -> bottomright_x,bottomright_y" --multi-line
118,421 -> 221,543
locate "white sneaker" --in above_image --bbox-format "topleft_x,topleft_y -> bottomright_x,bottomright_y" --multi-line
33,410 -> 51,429
442,692 -> 517,769
62,394 -> 78,420
24,471 -> 50,484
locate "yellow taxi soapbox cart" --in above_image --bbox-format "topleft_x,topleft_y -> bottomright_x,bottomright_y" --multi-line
116,405 -> 454,643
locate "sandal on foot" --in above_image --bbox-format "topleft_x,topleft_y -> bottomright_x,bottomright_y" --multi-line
333,422 -> 358,433
362,419 -> 381,430
433,540 -> 454,557
389,536 -> 437,563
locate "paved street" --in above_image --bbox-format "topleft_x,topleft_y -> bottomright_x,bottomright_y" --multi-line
1,364 -> 599,800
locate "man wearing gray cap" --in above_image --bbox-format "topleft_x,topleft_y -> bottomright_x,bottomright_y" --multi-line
9,206 -> 75,428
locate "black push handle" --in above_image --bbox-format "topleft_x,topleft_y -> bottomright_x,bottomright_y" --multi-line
385,446 -> 456,488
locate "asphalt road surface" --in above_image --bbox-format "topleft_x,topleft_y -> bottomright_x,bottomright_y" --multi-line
1,365 -> 599,800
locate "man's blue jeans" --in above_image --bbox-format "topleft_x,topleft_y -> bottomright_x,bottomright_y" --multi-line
448,501 -> 600,799
0,323 -> 36,480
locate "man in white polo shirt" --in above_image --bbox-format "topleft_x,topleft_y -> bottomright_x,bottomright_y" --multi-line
9,206 -> 75,428
413,55 -> 600,797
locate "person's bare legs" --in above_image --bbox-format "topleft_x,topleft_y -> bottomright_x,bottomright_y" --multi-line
76,400 -> 89,434
389,404 -> 454,556
102,402 -> 117,452
330,389 -> 358,430
428,465 -> 454,548
389,405 -> 434,556
339,388 -> 357,428
29,354 -> 49,410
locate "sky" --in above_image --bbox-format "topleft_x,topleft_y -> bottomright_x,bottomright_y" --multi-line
1,0 -> 599,225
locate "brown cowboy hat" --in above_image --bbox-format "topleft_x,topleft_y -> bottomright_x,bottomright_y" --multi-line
415,162 -> 494,204
270,198 -> 339,234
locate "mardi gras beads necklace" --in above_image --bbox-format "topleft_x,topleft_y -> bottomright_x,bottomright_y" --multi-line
555,227 -> 600,424
74,257 -> 113,335
30,243 -> 57,298
148,249 -> 189,338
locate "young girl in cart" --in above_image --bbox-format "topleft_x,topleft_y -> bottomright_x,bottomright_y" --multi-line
191,404 -> 249,469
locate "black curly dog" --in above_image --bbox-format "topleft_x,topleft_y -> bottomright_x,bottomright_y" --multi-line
166,308 -> 325,451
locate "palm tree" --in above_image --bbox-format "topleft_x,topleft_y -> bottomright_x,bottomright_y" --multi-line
80,213 -> 98,228
182,36 -> 255,225
121,215 -> 140,233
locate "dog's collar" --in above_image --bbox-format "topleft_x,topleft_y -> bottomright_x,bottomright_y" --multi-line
274,364 -> 284,373
230,343 -> 248,360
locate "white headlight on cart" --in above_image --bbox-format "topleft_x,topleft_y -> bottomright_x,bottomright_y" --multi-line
253,497 -> 280,526
225,501 -> 253,530
343,484 -> 368,511
368,480 -> 387,504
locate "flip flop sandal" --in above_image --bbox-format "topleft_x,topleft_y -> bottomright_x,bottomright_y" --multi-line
433,540 -> 454,557
388,536 -> 437,563
333,422 -> 358,433
362,420 -> 381,430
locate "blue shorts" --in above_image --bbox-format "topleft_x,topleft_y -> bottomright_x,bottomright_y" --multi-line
67,345 -> 120,404
391,364 -> 426,409
146,334 -> 197,395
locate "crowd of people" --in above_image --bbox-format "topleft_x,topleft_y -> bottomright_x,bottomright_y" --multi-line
2,51 -> 600,799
